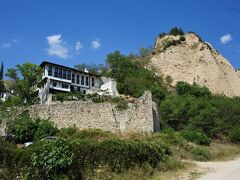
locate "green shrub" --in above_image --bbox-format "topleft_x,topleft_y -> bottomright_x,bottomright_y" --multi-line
68,129 -> 116,141
229,128 -> 240,143
158,32 -> 166,38
162,39 -> 182,51
111,97 -> 128,110
4,96 -> 22,107
179,36 -> 186,41
71,139 -> 171,175
29,139 -> 74,179
180,130 -> 211,145
7,112 -> 37,143
169,27 -> 184,36
34,119 -> 58,140
106,51 -> 167,99
192,147 -> 212,161
176,81 -> 211,98
56,127 -> 78,139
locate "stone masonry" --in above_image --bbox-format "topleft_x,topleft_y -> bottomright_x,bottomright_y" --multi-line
29,91 -> 160,133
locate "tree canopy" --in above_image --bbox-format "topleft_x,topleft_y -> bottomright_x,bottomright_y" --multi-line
6,62 -> 43,104
106,50 -> 167,100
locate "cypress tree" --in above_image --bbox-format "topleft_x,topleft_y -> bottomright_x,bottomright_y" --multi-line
0,62 -> 3,80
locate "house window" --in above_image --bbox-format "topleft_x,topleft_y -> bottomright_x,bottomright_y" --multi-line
92,78 -> 95,86
77,75 -> 80,84
63,69 -> 66,79
72,74 -> 75,83
81,76 -> 84,85
0,93 -> 3,98
54,67 -> 58,77
77,87 -> 80,92
62,83 -> 69,89
67,70 -> 71,80
59,69 -> 62,78
86,76 -> 89,86
53,81 -> 57,87
48,66 -> 52,76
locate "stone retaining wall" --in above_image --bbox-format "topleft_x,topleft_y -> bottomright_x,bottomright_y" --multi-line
29,91 -> 160,133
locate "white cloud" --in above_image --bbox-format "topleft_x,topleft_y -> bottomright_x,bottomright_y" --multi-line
46,34 -> 69,59
1,43 -> 11,48
75,41 -> 83,53
91,38 -> 101,49
220,34 -> 232,44
11,39 -> 19,43
0,38 -> 19,48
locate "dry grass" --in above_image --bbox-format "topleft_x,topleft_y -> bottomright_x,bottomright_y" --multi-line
209,142 -> 240,161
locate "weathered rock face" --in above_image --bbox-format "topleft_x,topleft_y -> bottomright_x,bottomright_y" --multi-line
151,33 -> 240,97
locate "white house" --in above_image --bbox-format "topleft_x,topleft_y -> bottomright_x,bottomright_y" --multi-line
39,61 -> 118,104
0,91 -> 12,102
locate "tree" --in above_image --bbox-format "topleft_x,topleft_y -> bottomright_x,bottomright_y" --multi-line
6,63 -> 43,104
34,119 -> 58,140
106,51 -> 166,99
7,112 -> 38,143
169,27 -> 184,36
176,81 -> 211,98
0,62 -> 3,80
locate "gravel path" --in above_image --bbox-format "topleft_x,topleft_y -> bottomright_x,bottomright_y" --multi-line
196,157 -> 240,180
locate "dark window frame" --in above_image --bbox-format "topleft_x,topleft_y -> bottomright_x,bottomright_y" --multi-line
67,70 -> 71,80
59,68 -> 62,78
77,75 -> 80,84
48,66 -> 52,76
86,76 -> 89,86
63,69 -> 66,79
92,77 -> 95,86
53,81 -> 57,87
54,67 -> 58,78
72,74 -> 75,83
81,75 -> 84,85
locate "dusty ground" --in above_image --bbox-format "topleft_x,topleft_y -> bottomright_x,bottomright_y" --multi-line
196,157 -> 240,180
174,157 -> 240,180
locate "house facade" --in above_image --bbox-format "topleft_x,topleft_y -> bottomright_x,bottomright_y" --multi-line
39,61 -> 118,104
0,91 -> 12,102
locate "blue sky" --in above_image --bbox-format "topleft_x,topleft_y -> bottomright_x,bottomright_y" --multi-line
0,0 -> 240,74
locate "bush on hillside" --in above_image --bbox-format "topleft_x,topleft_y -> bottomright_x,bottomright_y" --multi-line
29,139 -> 74,179
106,51 -> 167,100
176,81 -> 211,98
179,36 -> 186,41
229,128 -> 240,144
34,119 -> 58,140
180,130 -> 211,145
169,27 -> 184,36
191,147 -> 212,161
111,97 -> 128,110
71,139 -> 171,175
7,112 -> 37,143
6,112 -> 58,143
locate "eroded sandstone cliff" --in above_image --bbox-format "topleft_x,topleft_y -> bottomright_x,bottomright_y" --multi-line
151,32 -> 240,97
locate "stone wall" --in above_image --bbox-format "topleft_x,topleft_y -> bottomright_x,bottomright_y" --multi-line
29,91 -> 160,133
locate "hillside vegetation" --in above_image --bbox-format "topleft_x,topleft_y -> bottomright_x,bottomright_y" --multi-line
1,27 -> 240,179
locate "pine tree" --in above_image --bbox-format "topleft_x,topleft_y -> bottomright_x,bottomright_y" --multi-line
0,62 -> 4,92
0,62 -> 3,80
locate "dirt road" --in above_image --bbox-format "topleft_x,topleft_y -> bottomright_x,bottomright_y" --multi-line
196,157 -> 240,180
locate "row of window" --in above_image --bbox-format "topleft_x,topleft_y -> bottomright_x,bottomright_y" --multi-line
72,74 -> 93,86
48,66 -> 71,80
48,65 -> 95,87
52,81 -> 69,89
